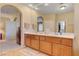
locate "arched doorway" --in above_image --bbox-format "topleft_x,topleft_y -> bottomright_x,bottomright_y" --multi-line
0,5 -> 22,51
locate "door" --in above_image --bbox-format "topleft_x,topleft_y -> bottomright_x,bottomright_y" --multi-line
6,21 -> 17,41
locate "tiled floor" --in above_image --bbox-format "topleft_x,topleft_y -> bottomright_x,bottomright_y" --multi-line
0,39 -> 48,56
0,47 -> 48,56
0,39 -> 20,51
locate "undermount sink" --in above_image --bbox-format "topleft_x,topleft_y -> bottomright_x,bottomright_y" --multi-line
55,32 -> 63,35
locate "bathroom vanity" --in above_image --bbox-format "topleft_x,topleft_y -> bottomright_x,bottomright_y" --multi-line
24,32 -> 74,56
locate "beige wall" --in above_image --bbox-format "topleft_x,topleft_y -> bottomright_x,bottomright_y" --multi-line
42,14 -> 56,32
74,4 -> 79,55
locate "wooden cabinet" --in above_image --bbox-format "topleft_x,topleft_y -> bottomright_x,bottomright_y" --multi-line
40,36 -> 52,55
31,35 -> 39,50
52,43 -> 61,56
46,37 -> 61,44
24,34 -> 31,47
60,45 -> 72,56
52,43 -> 73,56
40,40 -> 52,55
60,38 -> 73,56
51,37 -> 73,56
61,38 -> 72,47
24,34 -> 40,50
24,34 -> 73,56
40,36 -> 46,41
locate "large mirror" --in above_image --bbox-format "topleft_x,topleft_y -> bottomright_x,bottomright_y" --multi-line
25,3 -> 74,33
36,3 -> 74,33
57,21 -> 65,34
37,16 -> 44,32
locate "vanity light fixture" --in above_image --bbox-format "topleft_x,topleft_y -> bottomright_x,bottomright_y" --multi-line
35,7 -> 39,10
28,3 -> 49,10
28,4 -> 39,10
60,6 -> 66,10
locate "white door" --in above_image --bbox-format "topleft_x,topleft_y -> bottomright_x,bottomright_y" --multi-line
6,21 -> 17,41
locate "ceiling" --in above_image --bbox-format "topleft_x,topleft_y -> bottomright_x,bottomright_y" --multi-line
20,3 -> 74,14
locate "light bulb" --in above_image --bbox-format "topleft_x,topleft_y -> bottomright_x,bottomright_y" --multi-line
35,7 -> 38,10
44,3 -> 49,6
28,4 -> 33,7
60,6 -> 66,10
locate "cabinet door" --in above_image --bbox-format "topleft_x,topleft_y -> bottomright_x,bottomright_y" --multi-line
31,35 -> 39,50
40,36 -> 46,41
52,43 -> 72,56
60,45 -> 72,56
40,41 -> 52,55
52,43 -> 61,56
61,39 -> 72,47
24,35 -> 31,47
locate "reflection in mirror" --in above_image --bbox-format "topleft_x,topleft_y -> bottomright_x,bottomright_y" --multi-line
55,12 -> 74,33
37,16 -> 44,32
57,21 -> 65,34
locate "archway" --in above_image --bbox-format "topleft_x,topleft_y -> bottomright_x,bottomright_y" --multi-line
0,4 -> 22,51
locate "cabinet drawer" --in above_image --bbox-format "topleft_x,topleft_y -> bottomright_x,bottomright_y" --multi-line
61,39 -> 72,46
46,37 -> 61,44
24,34 -> 30,38
34,35 -> 39,40
40,36 -> 46,41
31,35 -> 39,40
46,37 -> 52,42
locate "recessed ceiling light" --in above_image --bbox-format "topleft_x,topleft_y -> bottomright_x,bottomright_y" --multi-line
28,4 -> 33,7
44,3 -> 49,6
35,7 -> 38,10
60,6 -> 66,10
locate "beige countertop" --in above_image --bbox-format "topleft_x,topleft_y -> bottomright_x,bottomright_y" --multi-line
24,32 -> 74,39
